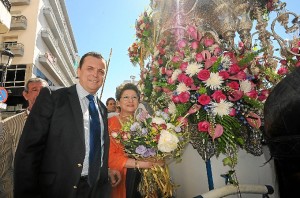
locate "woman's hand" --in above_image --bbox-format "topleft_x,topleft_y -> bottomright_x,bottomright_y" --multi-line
108,168 -> 121,187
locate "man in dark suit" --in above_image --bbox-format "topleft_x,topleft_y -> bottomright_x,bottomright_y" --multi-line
14,52 -> 120,198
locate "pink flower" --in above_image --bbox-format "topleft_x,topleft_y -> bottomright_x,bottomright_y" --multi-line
198,121 -> 210,132
214,46 -> 222,56
178,39 -> 187,48
178,73 -> 187,82
158,58 -> 164,65
191,41 -> 199,50
203,38 -> 214,47
277,67 -> 288,75
160,67 -> 166,75
178,117 -> 188,126
229,108 -> 236,116
296,61 -> 300,67
205,57 -> 217,69
246,112 -> 261,129
183,76 -> 194,87
211,90 -> 226,102
195,53 -> 204,62
197,69 -> 210,81
188,104 -> 201,114
180,62 -> 188,71
227,81 -> 240,90
246,90 -> 258,99
198,94 -> 211,105
209,124 -> 223,141
228,90 -> 243,101
166,69 -> 173,77
178,92 -> 190,103
219,71 -> 229,80
187,25 -> 199,40
172,56 -> 180,63
172,95 -> 180,103
280,59 -> 287,65
167,78 -> 174,84
228,64 -> 241,74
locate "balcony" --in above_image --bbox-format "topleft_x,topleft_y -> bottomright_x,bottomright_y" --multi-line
10,0 -> 30,6
10,15 -> 27,30
41,28 -> 58,53
0,0 -> 12,33
38,52 -> 66,85
0,43 -> 24,56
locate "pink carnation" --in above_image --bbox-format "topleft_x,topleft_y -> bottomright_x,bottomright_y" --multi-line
219,71 -> 229,80
211,90 -> 226,103
178,92 -> 190,103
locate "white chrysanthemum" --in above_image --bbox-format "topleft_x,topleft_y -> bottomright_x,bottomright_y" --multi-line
204,72 -> 223,90
211,100 -> 233,117
158,130 -> 179,152
185,62 -> 202,77
176,82 -> 190,94
168,102 -> 177,115
171,69 -> 182,81
152,117 -> 166,125
221,55 -> 232,69
240,80 -> 252,93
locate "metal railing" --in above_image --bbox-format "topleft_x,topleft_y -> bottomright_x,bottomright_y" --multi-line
0,0 -> 11,11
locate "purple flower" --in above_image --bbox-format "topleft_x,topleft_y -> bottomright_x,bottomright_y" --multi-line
130,122 -> 140,131
141,128 -> 148,135
135,145 -> 147,155
143,148 -> 156,157
174,126 -> 182,133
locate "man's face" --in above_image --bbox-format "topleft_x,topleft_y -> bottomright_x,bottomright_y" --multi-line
23,82 -> 45,111
77,56 -> 106,94
107,99 -> 116,112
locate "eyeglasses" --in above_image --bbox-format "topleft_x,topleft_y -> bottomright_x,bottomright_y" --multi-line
121,96 -> 138,101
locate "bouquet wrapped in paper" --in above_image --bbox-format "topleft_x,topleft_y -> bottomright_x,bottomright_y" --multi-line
111,104 -> 200,197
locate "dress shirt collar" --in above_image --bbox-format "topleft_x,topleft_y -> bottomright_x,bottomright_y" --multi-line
76,83 -> 98,100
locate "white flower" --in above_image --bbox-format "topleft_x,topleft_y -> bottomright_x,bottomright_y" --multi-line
153,48 -> 160,57
176,82 -> 190,94
168,102 -> 177,115
166,123 -> 175,129
185,62 -> 202,77
171,69 -> 182,81
211,100 -> 233,117
158,130 -> 179,152
204,72 -> 223,90
152,117 -> 166,125
140,23 -> 146,30
221,54 -> 232,69
111,131 -> 118,138
240,80 -> 252,93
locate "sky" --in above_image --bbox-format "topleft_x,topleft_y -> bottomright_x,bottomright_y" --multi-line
65,0 -> 300,103
65,0 -> 150,103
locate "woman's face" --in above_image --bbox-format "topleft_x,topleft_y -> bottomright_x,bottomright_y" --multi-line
119,90 -> 139,115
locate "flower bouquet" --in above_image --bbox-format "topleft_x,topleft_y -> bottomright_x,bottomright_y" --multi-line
111,104 -> 199,197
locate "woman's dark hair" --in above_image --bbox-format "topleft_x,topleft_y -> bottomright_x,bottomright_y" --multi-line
78,52 -> 104,69
106,97 -> 116,106
115,83 -> 140,101
264,67 -> 300,197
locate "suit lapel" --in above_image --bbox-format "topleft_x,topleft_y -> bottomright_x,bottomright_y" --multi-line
68,85 -> 85,145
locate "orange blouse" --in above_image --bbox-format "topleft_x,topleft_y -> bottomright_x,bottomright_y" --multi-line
108,116 -> 128,198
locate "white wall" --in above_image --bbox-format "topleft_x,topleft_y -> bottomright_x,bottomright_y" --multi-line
169,144 -> 278,198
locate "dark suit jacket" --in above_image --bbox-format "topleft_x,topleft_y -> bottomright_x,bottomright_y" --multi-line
14,85 -> 111,198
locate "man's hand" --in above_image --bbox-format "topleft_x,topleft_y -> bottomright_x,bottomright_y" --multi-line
108,169 -> 121,187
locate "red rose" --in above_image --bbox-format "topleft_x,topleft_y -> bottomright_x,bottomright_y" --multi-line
197,69 -> 210,81
198,94 -> 211,105
211,90 -> 226,102
227,81 -> 240,90
219,71 -> 229,80
183,76 -> 194,87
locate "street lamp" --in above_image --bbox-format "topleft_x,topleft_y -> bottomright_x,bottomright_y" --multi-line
1,48 -> 14,87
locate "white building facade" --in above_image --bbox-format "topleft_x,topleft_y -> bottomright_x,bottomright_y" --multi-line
0,0 -> 78,116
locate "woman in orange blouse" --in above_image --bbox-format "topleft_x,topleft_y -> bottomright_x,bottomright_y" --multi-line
108,83 -> 162,198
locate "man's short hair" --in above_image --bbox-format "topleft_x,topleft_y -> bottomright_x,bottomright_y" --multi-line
106,97 -> 116,106
78,52 -> 105,69
24,78 -> 49,92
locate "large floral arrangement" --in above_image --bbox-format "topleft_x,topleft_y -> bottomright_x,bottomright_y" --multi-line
112,105 -> 197,196
134,24 -> 272,183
